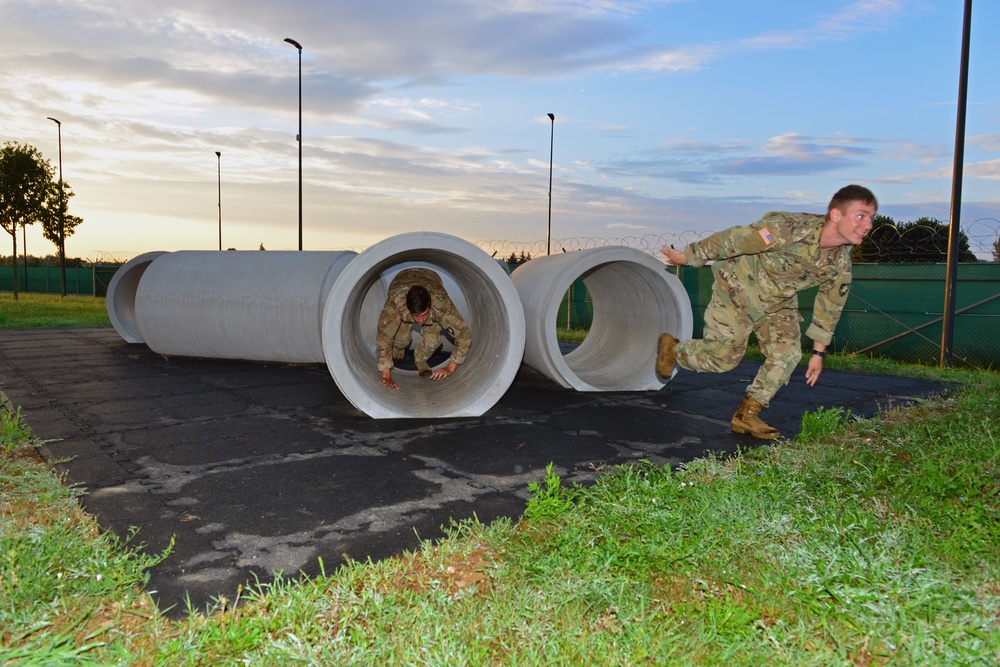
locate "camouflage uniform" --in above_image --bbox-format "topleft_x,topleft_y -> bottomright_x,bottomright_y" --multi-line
375,268 -> 472,373
677,211 -> 852,407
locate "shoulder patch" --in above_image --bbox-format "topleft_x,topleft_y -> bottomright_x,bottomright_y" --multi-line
757,226 -> 775,245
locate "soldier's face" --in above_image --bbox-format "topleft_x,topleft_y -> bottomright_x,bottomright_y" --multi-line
831,201 -> 875,245
411,308 -> 431,324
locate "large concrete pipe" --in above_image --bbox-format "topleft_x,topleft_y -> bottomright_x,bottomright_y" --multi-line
511,246 -> 693,391
321,232 -> 525,419
129,251 -> 357,363
106,251 -> 168,344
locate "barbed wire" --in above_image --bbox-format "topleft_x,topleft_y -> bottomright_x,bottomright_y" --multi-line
86,219 -> 999,265
476,231 -> 716,260
478,218 -> 1000,262
90,250 -> 140,265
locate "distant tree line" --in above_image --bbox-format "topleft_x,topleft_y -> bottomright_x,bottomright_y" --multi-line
504,250 -> 532,269
0,253 -> 89,267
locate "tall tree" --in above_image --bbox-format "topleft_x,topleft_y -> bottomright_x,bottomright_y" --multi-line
40,179 -> 83,296
0,142 -> 54,299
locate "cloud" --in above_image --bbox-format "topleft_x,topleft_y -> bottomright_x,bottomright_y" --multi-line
595,133 -> 877,182
717,133 -> 872,175
624,0 -> 908,73
620,46 -> 717,73
969,134 -> 1000,152
740,0 -> 905,50
1,0 -> 640,112
966,159 -> 1000,181
604,221 -> 653,231
718,156 -> 859,177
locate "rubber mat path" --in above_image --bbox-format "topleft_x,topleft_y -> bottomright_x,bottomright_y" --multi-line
0,328 -> 949,616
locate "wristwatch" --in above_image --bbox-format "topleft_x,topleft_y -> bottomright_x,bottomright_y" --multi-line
812,349 -> 828,358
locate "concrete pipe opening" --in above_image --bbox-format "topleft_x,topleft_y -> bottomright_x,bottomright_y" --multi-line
106,251 -> 169,344
131,250 -> 357,363
322,232 -> 525,419
510,246 -> 692,391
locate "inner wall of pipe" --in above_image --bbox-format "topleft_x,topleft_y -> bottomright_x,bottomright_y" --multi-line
566,261 -> 685,390
105,251 -> 168,344
512,247 -> 692,392
134,250 -> 356,363
323,234 -> 524,419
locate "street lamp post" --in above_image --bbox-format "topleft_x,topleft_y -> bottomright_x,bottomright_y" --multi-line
284,37 -> 303,251
546,113 -> 555,256
216,151 -> 222,251
47,116 -> 66,296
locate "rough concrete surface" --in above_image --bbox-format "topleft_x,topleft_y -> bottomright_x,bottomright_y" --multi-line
0,328 -> 948,617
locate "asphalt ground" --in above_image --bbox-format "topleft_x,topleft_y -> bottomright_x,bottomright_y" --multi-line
0,327 -> 949,617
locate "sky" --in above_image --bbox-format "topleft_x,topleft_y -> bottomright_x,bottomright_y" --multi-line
2,0 -> 998,260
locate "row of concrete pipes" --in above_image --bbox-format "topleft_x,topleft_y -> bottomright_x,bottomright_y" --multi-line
106,232 -> 693,419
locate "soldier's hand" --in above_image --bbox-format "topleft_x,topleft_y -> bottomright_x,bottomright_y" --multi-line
380,370 -> 399,390
662,245 -> 688,266
430,362 -> 458,381
805,355 -> 823,387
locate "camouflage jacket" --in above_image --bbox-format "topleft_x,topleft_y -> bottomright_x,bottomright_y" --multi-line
683,211 -> 852,346
375,268 -> 472,371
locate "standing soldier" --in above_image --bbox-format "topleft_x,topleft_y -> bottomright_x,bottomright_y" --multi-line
656,184 -> 877,439
376,267 -> 472,391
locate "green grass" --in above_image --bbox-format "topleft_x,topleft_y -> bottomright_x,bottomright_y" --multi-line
0,292 -> 111,329
556,327 -> 589,343
2,321 -> 999,664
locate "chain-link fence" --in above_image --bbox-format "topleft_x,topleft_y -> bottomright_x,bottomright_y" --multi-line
0,258 -> 124,296
476,217 -> 1000,263
481,219 -> 999,369
547,263 -> 998,369
6,221 -> 996,366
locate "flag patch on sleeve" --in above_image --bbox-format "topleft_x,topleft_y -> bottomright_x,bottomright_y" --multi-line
758,226 -> 775,245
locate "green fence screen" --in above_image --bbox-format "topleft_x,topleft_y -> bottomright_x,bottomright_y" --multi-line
562,262 -> 1000,368
0,265 -> 118,297
6,261 -> 999,367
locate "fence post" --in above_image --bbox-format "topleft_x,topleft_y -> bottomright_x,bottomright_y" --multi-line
566,283 -> 572,329
940,0 -> 973,367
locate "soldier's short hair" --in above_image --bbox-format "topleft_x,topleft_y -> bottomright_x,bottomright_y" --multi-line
828,184 -> 878,215
406,285 -> 431,314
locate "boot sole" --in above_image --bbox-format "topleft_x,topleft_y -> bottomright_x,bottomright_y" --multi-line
731,420 -> 780,440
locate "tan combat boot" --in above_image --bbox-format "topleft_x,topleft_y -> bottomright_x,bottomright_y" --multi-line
731,395 -> 780,440
656,333 -> 678,377
414,360 -> 433,377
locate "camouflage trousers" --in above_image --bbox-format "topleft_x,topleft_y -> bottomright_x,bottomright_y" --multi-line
389,321 -> 443,366
676,280 -> 802,408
